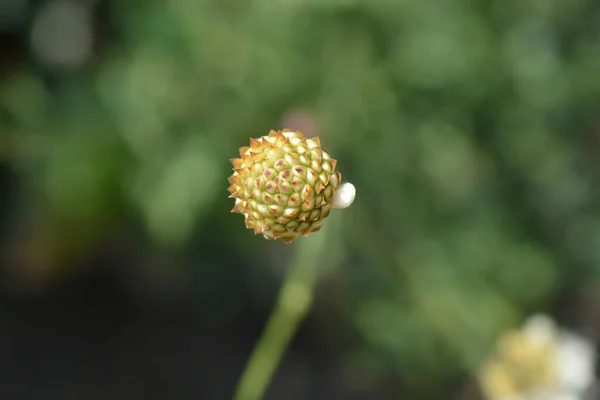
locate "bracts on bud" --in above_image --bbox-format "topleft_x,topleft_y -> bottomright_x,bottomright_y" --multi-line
228,129 -> 355,243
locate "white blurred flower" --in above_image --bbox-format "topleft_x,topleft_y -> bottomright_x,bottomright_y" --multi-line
479,314 -> 596,400
330,182 -> 356,209
556,331 -> 596,394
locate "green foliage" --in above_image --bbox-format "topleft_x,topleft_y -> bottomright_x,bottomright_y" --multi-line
2,0 -> 600,397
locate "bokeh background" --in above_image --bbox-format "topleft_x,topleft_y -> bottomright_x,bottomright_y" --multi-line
1,0 -> 600,399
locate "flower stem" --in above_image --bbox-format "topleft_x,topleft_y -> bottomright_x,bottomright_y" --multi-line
233,231 -> 329,400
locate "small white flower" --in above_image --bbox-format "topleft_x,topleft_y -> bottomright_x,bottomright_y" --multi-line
556,331 -> 596,394
479,314 -> 597,400
330,182 -> 356,209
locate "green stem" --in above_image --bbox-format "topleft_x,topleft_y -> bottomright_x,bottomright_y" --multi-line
233,231 -> 329,400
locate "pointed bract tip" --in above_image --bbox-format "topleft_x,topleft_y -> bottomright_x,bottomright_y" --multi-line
231,201 -> 245,213
230,158 -> 244,169
239,146 -> 250,157
249,137 -> 262,149
228,190 -> 243,199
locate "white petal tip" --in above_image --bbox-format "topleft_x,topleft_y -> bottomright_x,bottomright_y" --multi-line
330,182 -> 356,209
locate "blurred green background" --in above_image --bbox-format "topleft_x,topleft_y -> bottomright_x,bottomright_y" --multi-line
1,0 -> 600,399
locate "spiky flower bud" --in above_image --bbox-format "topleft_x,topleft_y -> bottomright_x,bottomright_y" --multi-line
228,129 -> 355,243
